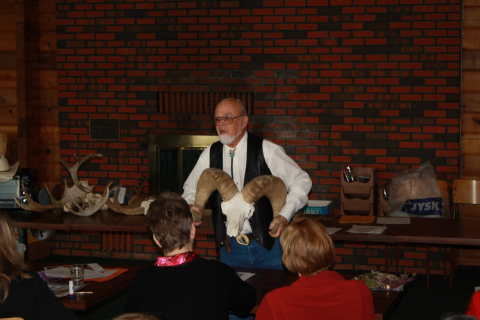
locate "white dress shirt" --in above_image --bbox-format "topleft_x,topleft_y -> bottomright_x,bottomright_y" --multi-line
182,132 -> 312,234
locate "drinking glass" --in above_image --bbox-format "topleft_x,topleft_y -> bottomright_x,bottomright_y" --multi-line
70,264 -> 84,283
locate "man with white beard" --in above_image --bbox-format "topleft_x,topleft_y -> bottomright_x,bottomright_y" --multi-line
182,98 -> 312,270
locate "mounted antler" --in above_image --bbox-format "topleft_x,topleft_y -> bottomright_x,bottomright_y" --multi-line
13,154 -> 111,217
193,168 -> 287,237
105,183 -> 155,216
67,182 -> 112,217
59,154 -> 102,193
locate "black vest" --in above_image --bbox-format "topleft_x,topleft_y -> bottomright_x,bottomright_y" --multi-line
209,133 -> 274,251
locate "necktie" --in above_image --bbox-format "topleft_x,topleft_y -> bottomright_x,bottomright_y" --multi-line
230,149 -> 236,180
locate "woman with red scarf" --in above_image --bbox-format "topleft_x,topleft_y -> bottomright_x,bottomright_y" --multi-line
124,192 -> 256,320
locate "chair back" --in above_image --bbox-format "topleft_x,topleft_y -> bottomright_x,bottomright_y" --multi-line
453,180 -> 480,205
452,179 -> 480,218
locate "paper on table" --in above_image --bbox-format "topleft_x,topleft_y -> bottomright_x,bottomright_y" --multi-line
326,227 -> 342,235
339,216 -> 376,224
43,266 -> 118,280
236,272 -> 255,281
347,225 -> 388,234
47,282 -> 87,298
376,217 -> 411,225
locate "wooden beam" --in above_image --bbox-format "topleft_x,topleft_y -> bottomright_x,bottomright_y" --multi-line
39,51 -> 57,69
461,110 -> 480,137
462,70 -> 480,93
16,0 -> 27,168
463,93 -> 480,111
40,32 -> 57,51
0,107 -> 17,126
465,0 -> 480,6
0,70 -> 17,88
464,7 -> 480,29
463,51 -> 480,70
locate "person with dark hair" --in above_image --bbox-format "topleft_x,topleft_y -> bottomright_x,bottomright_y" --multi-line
124,191 -> 256,320
256,216 -> 375,320
0,212 -> 77,320
183,98 -> 312,270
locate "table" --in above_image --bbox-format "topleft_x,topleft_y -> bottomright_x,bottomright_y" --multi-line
6,208 -> 214,236
32,262 -> 401,318
9,209 -> 480,288
234,267 -> 402,320
31,262 -> 144,311
302,214 -> 480,288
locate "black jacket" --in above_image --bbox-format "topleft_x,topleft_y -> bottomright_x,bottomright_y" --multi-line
210,132 -> 275,251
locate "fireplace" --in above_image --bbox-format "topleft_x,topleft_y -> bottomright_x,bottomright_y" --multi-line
148,135 -> 219,195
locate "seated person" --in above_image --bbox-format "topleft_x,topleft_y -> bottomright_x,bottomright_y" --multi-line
124,191 -> 256,320
0,212 -> 77,320
466,291 -> 480,319
256,216 -> 375,320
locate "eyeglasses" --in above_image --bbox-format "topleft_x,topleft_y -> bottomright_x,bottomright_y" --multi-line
213,115 -> 244,126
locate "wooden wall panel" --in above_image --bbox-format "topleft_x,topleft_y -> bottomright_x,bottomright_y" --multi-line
0,107 -> 17,127
39,0 -> 60,188
461,0 -> 480,265
0,70 -> 16,88
0,40 -> 16,52
0,89 -> 18,107
39,32 -> 56,51
462,70 -> 480,92
463,51 -> 480,70
0,0 -> 17,161
461,111 -> 480,138
463,93 -> 480,110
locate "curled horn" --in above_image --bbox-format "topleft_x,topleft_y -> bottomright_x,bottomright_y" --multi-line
242,175 -> 287,233
193,168 -> 238,221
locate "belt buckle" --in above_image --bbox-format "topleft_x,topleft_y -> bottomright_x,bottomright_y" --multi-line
236,234 -> 250,246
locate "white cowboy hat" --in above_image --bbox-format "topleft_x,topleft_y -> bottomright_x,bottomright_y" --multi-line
0,154 -> 19,182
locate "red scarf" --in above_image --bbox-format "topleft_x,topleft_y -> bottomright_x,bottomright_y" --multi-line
154,251 -> 200,267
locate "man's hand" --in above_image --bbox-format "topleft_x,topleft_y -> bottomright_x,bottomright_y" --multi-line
269,216 -> 287,238
189,204 -> 203,226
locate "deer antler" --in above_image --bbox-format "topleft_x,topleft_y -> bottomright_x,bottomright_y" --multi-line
59,154 -> 102,193
13,182 -> 65,212
105,182 -> 152,215
12,154 -> 103,214
68,182 -> 112,217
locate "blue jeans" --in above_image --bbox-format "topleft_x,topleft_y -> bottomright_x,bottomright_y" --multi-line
220,237 -> 284,270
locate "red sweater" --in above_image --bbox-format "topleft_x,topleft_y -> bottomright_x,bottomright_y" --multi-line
256,270 -> 375,320
467,291 -> 480,318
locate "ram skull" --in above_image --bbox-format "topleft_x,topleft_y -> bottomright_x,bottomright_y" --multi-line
193,168 -> 287,237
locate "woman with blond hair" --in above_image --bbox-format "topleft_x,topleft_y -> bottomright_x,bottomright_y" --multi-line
0,212 -> 77,320
256,216 -> 375,320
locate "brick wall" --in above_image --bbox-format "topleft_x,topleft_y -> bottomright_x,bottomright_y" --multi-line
53,0 -> 461,273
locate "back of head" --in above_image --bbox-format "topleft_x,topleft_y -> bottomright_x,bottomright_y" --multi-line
280,216 -> 335,276
146,192 -> 192,254
0,211 -> 30,303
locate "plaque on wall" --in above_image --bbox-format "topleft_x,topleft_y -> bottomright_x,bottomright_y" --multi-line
89,119 -> 120,141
